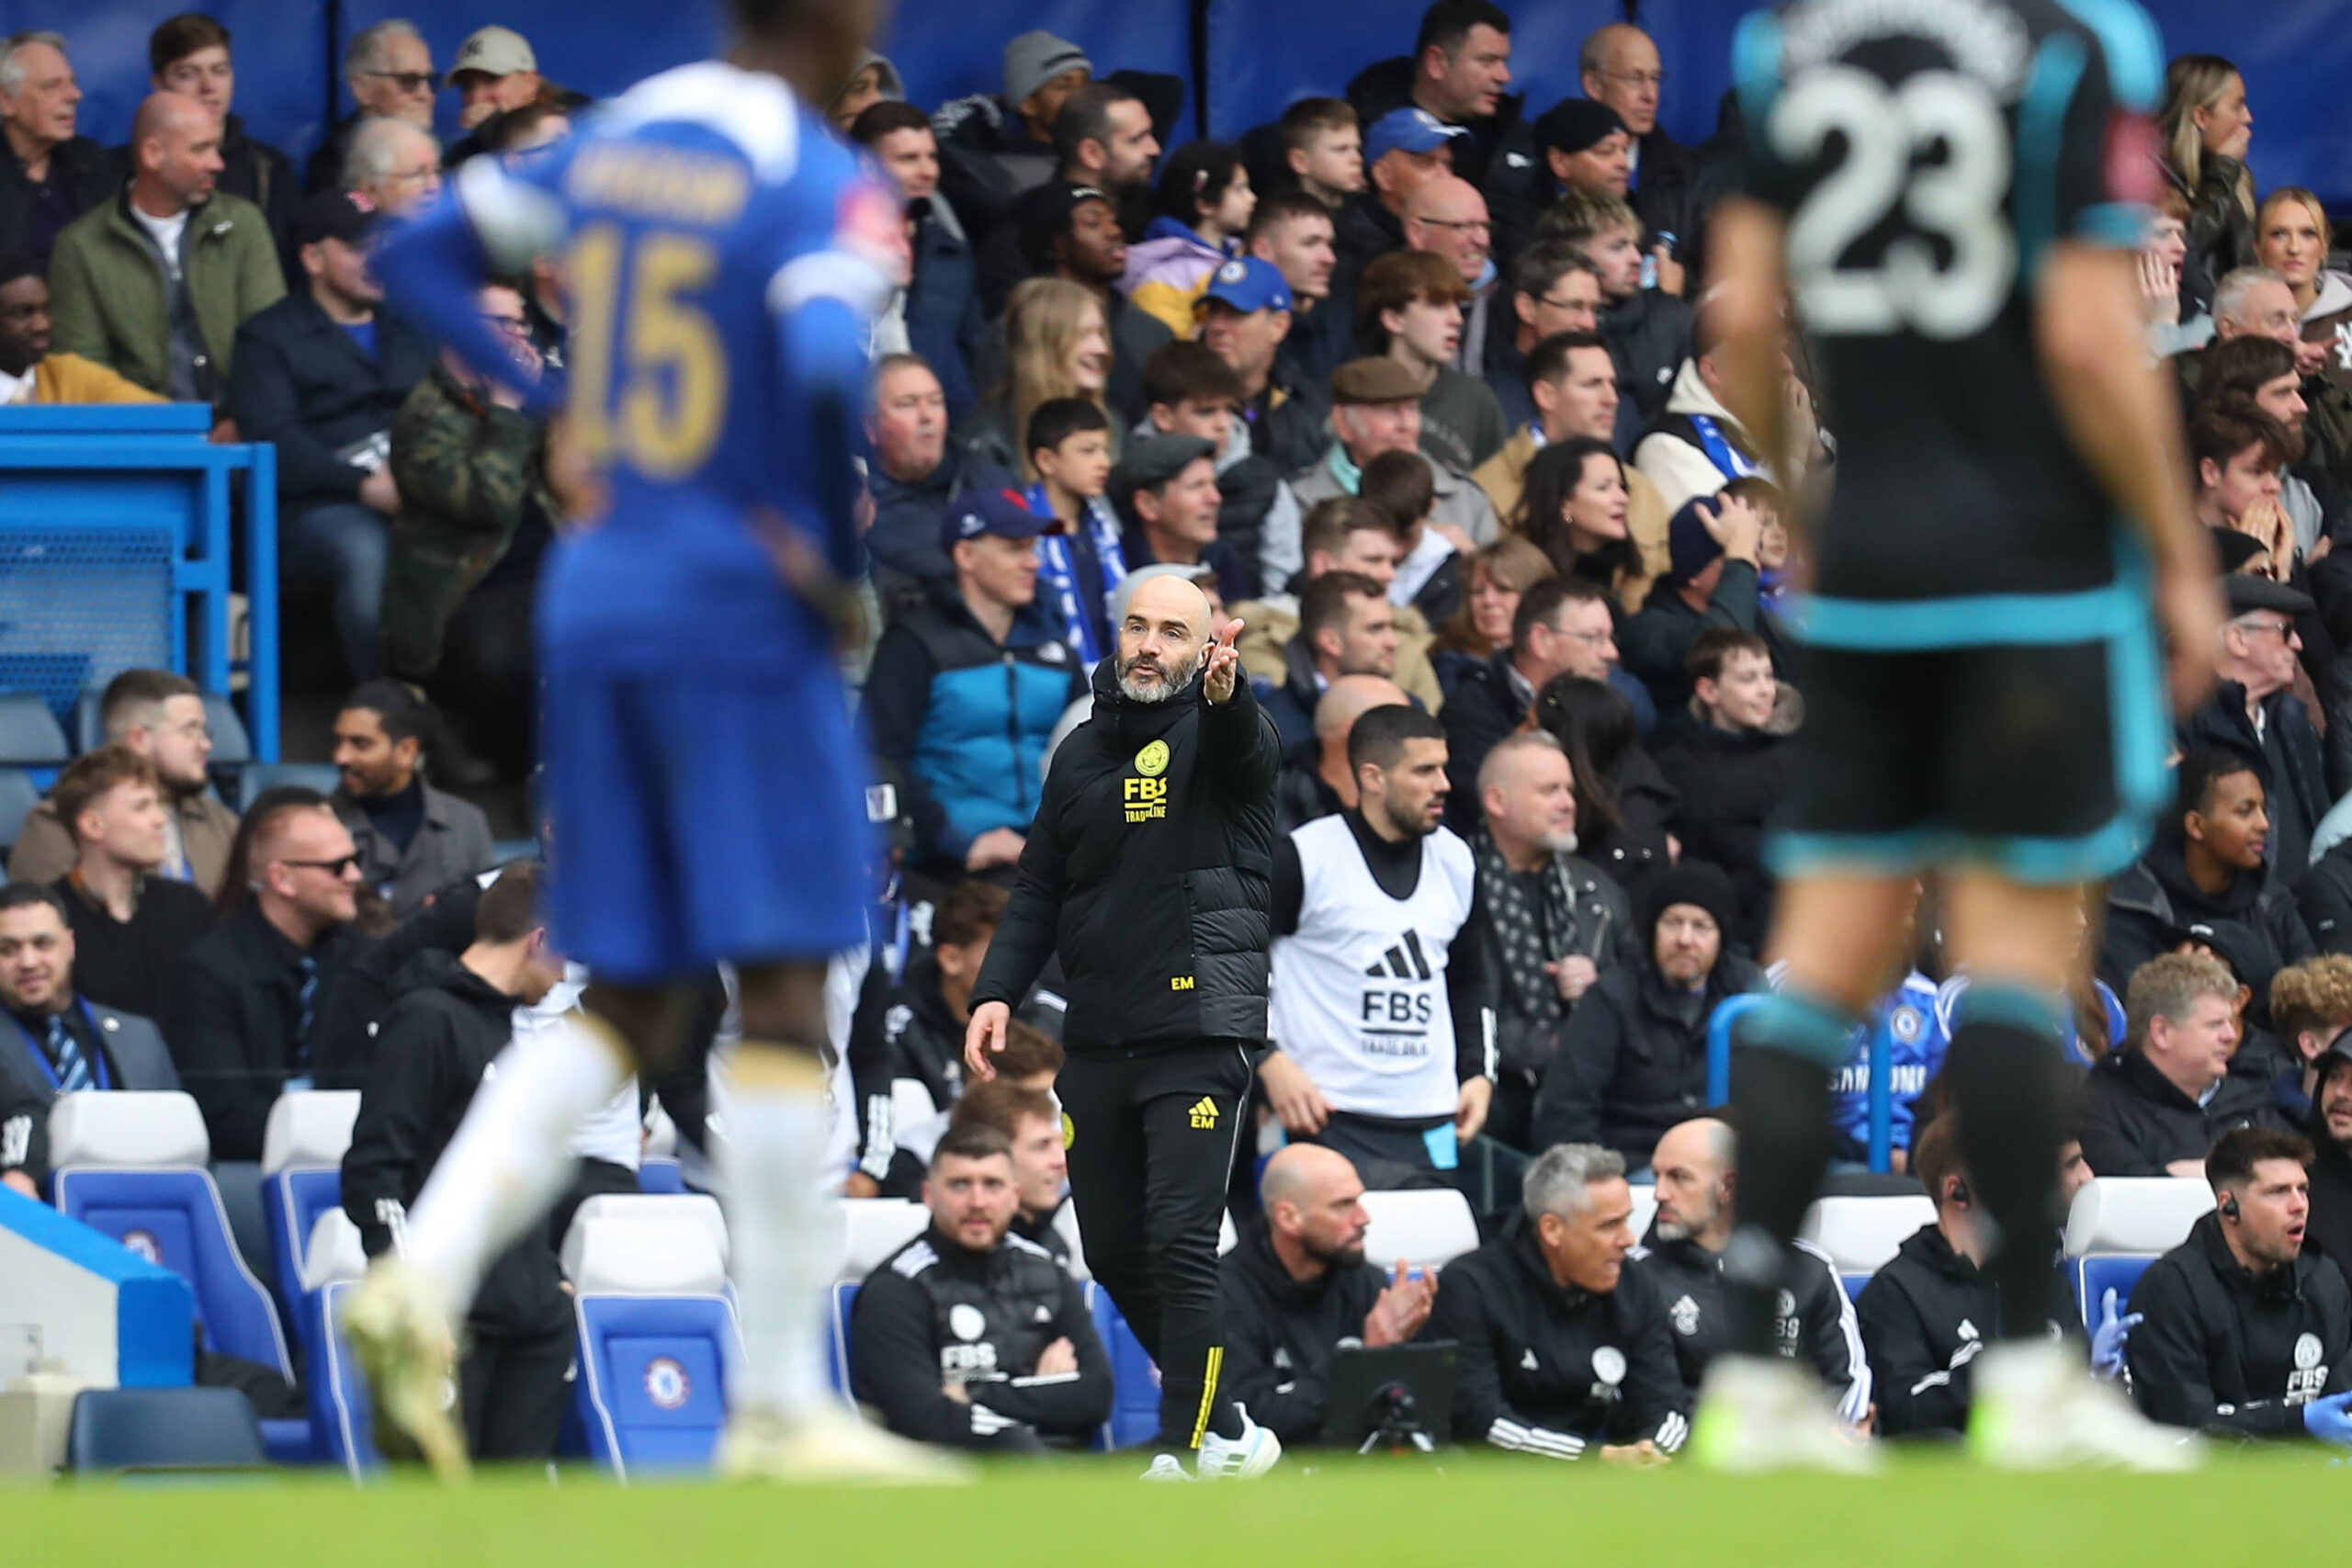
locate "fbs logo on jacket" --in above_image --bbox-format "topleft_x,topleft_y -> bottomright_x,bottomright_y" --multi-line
1125,739 -> 1170,823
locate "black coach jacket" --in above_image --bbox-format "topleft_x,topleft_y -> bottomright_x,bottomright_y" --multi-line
1217,1217 -> 1390,1446
2127,1212 -> 2352,1438
341,950 -> 568,1340
1632,1228 -> 1863,1410
972,656 -> 1279,1050
1854,1223 -> 2060,1438
1422,1215 -> 1687,1459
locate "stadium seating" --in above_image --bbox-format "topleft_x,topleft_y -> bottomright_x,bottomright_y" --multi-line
2073,1253 -> 2158,1331
67,1386 -> 266,1472
2063,1178 -> 2216,1258
826,1281 -> 860,1405
0,691 -> 69,772
0,770 -> 40,852
1800,1194 -> 1938,1278
49,1091 -> 309,1462
1090,1281 -> 1160,1450
568,1211 -> 740,1479
299,1214 -> 379,1477
842,1198 -> 929,1281
259,1090 -> 360,1328
638,1158 -> 687,1194
234,762 -> 343,811
561,1192 -> 729,1279
1628,1184 -> 1658,1245
1360,1188 -> 1479,1270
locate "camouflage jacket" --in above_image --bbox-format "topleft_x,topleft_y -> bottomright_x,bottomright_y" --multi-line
382,362 -> 557,678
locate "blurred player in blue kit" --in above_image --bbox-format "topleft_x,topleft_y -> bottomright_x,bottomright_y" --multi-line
340,0 -> 960,1483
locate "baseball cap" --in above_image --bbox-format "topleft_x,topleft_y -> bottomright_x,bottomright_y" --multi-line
1364,107 -> 1470,167
293,189 -> 379,248
1109,434 -> 1218,512
940,489 -> 1055,554
451,26 -> 536,80
1329,356 -> 1424,406
1199,256 -> 1293,317
1535,97 -> 1628,157
1003,30 -> 1091,108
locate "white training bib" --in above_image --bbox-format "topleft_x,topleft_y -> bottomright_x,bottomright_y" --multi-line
1270,815 -> 1475,1119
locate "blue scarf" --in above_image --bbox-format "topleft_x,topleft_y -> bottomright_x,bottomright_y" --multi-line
1024,482 -> 1128,664
1686,413 -> 1766,482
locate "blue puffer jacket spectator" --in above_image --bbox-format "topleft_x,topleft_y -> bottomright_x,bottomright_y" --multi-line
863,492 -> 1088,873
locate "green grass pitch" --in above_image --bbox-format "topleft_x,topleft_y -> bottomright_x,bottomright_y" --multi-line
3,1449 -> 2322,1567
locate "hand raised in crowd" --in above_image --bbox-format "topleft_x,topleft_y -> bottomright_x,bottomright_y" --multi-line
2298,336 -> 2331,379
1696,492 -> 1763,565
1034,1337 -> 1079,1377
966,827 -> 1026,872
1258,1050 -> 1331,1135
963,999 -> 1012,1082
1363,1260 -> 1437,1348
1203,617 -> 1246,705
1649,243 -> 1685,299
2231,499 -> 2294,569
1544,954 -> 1600,1003
2137,248 -> 2180,327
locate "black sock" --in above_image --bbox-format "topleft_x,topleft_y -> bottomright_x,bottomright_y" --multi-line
1946,1016 -> 2067,1338
1722,1043 -> 1836,1359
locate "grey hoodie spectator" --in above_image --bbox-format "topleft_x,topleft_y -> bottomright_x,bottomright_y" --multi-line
933,31 -> 1092,240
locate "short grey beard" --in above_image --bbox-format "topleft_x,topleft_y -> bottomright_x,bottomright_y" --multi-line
1653,1217 -> 1692,1244
1117,648 -> 1203,704
1539,827 -> 1579,855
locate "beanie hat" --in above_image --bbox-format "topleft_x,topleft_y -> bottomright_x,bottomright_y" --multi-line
1668,496 -> 1726,583
1642,860 -> 1737,943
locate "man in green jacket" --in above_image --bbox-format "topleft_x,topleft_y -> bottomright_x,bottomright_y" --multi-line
383,279 -> 556,780
47,93 -> 281,406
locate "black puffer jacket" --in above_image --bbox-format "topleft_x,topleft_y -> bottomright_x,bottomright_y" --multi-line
1343,57 -> 1523,192
1529,950 -> 1764,1165
2177,682 -> 2329,889
2075,1046 -> 2292,1179
972,656 -> 1280,1048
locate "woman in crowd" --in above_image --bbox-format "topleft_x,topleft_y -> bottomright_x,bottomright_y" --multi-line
1431,535 -> 1554,694
1532,674 -> 1676,907
1514,437 -> 1639,610
1122,141 -> 1256,336
2257,186 -> 2352,398
961,277 -> 1115,477
2156,53 -> 2256,283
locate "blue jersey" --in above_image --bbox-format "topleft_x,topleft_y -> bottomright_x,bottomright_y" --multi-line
1934,973 -> 2124,1070
1826,972 -> 1948,1158
376,62 -> 897,674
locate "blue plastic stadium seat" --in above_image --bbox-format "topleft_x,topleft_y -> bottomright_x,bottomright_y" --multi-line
260,1090 -> 361,1327
568,1214 -> 739,1478
69,1386 -> 266,1472
638,1157 -> 686,1195
309,1280 -> 382,1478
1843,1272 -> 1870,1304
828,1281 -> 859,1403
202,692 -> 251,764
71,685 -> 102,755
2075,1255 -> 2157,1327
238,761 -> 342,810
0,769 -> 40,851
50,1096 -> 295,1386
1090,1282 -> 1160,1450
0,689 -> 69,767
265,1168 -> 341,1320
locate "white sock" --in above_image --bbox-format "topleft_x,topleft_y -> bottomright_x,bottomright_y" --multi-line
402,1012 -> 631,1314
717,1071 -> 839,1418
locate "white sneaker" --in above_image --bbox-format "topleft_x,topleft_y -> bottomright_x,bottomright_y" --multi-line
1138,1453 -> 1194,1482
717,1405 -> 974,1484
1968,1341 -> 2203,1472
1194,1403 -> 1282,1480
1690,1355 -> 1881,1474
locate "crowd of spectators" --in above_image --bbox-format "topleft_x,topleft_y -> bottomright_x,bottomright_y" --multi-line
13,1 -> 2352,1466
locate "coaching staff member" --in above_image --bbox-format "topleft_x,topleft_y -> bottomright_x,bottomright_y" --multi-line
2128,1125 -> 2352,1442
965,570 -> 1283,1480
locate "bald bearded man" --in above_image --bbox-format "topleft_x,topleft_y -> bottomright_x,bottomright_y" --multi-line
967,572 -> 1283,1478
1219,1144 -> 1438,1446
1279,673 -> 1412,833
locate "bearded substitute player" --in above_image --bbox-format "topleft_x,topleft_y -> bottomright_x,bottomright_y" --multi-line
338,0 -> 958,1483
1691,0 -> 2223,1471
